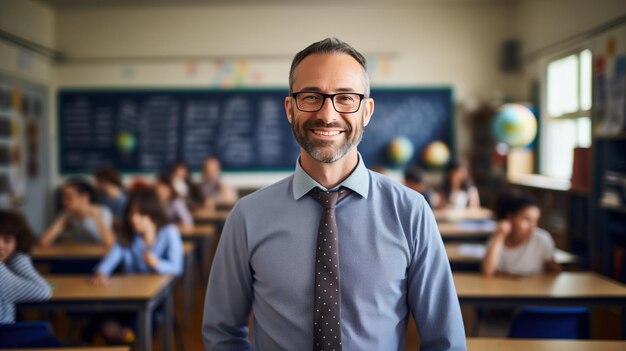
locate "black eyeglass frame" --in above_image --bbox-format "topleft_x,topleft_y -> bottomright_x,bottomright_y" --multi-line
291,92 -> 367,113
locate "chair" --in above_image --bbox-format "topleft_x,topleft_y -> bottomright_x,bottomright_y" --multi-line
508,307 -> 591,339
0,321 -> 62,348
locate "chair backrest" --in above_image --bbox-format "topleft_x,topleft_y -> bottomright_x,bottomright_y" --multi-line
0,321 -> 62,348
508,307 -> 591,339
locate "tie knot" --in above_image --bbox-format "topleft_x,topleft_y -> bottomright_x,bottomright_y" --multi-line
309,187 -> 349,210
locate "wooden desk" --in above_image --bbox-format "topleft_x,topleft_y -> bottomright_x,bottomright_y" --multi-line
434,207 -> 493,222
18,275 -> 176,351
438,220 -> 496,242
445,243 -> 579,269
192,209 -> 230,227
179,224 -> 216,281
466,338 -> 626,351
32,244 -> 108,259
33,242 -> 196,331
454,272 -> 626,338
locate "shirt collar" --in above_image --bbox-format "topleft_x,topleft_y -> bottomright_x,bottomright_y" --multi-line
292,153 -> 370,200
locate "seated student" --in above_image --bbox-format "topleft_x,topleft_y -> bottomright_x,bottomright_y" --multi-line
0,210 -> 51,323
155,174 -> 194,228
89,187 -> 183,344
482,192 -> 562,277
168,161 -> 203,209
40,178 -> 115,248
94,168 -> 128,220
439,160 -> 480,209
198,156 -> 237,210
404,166 -> 440,208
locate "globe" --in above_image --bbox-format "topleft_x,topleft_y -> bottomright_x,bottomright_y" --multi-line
387,136 -> 414,165
116,131 -> 137,154
492,104 -> 537,147
422,140 -> 450,168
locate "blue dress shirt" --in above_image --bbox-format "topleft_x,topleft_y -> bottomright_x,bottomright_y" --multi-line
203,156 -> 466,350
95,223 -> 183,276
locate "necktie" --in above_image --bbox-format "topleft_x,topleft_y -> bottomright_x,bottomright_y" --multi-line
309,187 -> 350,351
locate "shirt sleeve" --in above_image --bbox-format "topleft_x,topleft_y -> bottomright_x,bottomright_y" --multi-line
540,229 -> 556,261
96,243 -> 124,276
0,252 -> 51,303
154,226 -> 183,276
202,205 -> 253,350
407,200 -> 467,351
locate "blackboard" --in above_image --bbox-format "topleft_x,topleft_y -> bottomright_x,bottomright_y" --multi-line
58,88 -> 452,173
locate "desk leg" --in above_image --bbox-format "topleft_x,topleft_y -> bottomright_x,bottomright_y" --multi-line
164,290 -> 174,351
622,307 -> 626,339
137,306 -> 152,351
183,250 -> 194,329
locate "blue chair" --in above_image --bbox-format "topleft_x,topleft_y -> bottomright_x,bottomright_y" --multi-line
0,321 -> 62,348
508,307 -> 591,339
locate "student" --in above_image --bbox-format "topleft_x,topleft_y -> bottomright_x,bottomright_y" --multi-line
0,210 -> 51,323
89,187 -> 183,344
94,168 -> 128,220
439,160 -> 480,209
155,174 -> 194,228
482,192 -> 562,277
202,38 -> 465,350
168,161 -> 202,209
199,156 -> 237,210
40,179 -> 115,248
91,187 -> 184,281
404,165 -> 440,208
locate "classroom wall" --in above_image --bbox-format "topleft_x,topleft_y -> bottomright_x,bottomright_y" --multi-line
51,1 -> 522,187
0,0 -> 55,232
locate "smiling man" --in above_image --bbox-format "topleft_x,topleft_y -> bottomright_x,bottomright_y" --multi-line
202,38 -> 466,351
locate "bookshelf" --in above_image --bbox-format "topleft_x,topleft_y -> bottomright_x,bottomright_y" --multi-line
591,134 -> 626,283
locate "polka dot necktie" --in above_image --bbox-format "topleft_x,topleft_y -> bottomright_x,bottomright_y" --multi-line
309,187 -> 350,351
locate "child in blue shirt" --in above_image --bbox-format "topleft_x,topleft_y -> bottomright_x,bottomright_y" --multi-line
88,187 -> 183,344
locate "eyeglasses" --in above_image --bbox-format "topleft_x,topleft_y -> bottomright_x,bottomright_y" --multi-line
291,92 -> 366,113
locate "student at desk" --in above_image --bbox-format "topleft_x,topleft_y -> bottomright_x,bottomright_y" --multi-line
40,178 -> 115,248
94,168 -> 128,221
482,192 -> 562,277
89,187 -> 183,345
155,174 -> 194,228
198,156 -> 237,210
439,161 -> 480,210
0,210 -> 51,323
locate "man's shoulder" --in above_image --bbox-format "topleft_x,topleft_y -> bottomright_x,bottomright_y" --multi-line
369,170 -> 426,203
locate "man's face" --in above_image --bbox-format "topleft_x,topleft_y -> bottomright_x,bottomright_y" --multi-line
285,53 -> 374,163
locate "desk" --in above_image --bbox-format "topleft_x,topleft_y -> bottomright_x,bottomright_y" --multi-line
192,209 -> 230,227
433,207 -> 493,222
466,338 -> 626,351
179,224 -> 216,281
19,275 -> 176,351
438,221 -> 495,242
445,243 -> 579,270
32,243 -> 196,330
32,244 -> 107,259
454,272 -> 626,338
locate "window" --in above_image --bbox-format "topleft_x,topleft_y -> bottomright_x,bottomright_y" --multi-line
542,49 -> 592,179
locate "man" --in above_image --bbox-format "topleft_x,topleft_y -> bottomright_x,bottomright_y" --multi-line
203,38 -> 465,351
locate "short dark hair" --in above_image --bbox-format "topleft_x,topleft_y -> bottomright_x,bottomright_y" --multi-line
94,168 -> 124,188
64,177 -> 97,203
289,37 -> 370,96
125,187 -> 171,231
495,192 -> 540,220
0,210 -> 35,253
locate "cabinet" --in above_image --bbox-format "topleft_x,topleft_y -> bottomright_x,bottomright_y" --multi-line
591,133 -> 626,282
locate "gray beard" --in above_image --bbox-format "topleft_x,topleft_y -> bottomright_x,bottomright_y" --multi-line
290,111 -> 364,163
